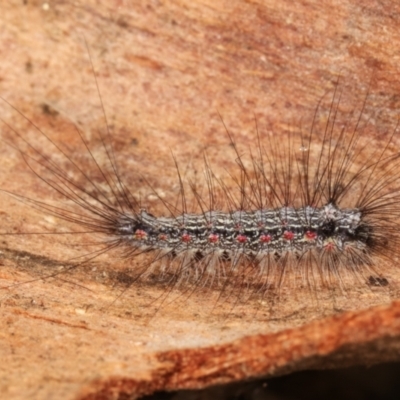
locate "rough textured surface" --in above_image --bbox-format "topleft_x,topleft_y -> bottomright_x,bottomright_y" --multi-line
1,1 -> 400,399
78,301 -> 400,399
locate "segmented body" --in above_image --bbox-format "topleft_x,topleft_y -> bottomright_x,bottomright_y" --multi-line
115,204 -> 367,258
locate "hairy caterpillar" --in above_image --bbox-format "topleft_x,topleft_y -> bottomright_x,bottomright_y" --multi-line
1,80 -> 399,319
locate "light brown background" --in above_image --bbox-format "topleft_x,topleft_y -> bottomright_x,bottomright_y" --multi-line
1,1 -> 400,399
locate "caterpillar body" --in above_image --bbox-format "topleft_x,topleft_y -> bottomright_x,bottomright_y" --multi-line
1,83 -> 400,319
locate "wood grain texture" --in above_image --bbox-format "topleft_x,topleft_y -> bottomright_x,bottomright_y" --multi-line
1,1 -> 400,399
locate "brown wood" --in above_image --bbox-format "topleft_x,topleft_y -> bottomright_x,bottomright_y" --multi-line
1,1 -> 400,399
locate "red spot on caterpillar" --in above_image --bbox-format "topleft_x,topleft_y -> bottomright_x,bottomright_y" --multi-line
208,233 -> 219,243
324,242 -> 335,251
181,233 -> 192,243
236,234 -> 247,243
259,234 -> 272,243
158,233 -> 168,241
305,231 -> 317,240
283,231 -> 294,241
134,229 -> 147,240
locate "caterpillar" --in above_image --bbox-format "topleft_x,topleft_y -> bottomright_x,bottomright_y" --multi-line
1,80 -> 399,320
